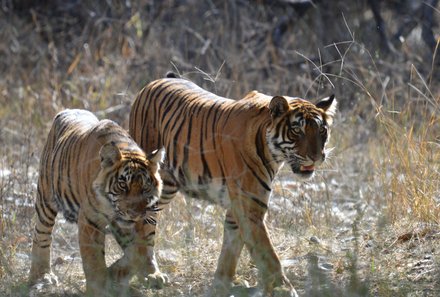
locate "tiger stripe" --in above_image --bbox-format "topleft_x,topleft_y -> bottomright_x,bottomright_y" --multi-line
29,109 -> 167,296
129,74 -> 337,296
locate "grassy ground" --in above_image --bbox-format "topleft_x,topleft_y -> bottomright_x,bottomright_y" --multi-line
0,1 -> 439,296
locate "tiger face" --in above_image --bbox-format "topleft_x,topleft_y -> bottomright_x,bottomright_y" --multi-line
93,142 -> 164,222
267,94 -> 336,179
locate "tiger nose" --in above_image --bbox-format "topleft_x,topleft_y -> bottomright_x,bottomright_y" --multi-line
309,151 -> 325,162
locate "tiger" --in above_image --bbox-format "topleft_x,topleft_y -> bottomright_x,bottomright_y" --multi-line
129,73 -> 337,297
28,109 -> 167,296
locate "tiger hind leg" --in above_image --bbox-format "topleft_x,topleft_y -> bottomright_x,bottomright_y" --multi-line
29,190 -> 58,286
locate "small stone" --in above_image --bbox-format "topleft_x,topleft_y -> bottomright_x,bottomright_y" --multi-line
281,259 -> 299,267
319,262 -> 334,271
53,257 -> 65,266
309,236 -> 320,244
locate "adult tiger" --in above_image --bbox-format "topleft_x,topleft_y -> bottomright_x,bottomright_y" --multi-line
129,73 -> 337,297
29,109 -> 167,296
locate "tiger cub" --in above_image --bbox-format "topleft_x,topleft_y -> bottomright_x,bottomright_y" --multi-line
29,109 -> 167,296
129,74 -> 337,297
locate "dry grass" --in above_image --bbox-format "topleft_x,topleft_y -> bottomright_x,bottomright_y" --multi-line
0,0 -> 439,296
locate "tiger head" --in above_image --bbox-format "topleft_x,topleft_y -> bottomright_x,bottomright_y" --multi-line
267,94 -> 337,180
93,142 -> 164,222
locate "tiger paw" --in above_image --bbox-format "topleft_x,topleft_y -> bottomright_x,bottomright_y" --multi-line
207,283 -> 230,297
141,271 -> 169,289
29,272 -> 59,290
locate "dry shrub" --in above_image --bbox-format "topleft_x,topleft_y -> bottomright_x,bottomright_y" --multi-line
1,0 -> 439,296
376,79 -> 440,224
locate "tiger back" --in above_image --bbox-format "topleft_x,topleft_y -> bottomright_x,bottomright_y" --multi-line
129,75 -> 337,296
29,109 -> 167,296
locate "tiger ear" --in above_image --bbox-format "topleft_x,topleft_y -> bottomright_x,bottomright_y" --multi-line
269,96 -> 289,118
316,94 -> 337,125
100,141 -> 122,168
148,148 -> 165,165
147,148 -> 164,173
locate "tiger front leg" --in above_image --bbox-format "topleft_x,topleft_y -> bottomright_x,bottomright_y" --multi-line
108,215 -> 168,291
131,169 -> 178,289
78,211 -> 108,296
107,244 -> 134,297
210,210 -> 244,296
231,198 -> 298,297
110,245 -> 167,291
109,169 -> 176,289
134,217 -> 169,289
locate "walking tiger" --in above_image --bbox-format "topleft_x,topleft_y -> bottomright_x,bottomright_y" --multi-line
129,73 -> 337,296
29,109 -> 166,296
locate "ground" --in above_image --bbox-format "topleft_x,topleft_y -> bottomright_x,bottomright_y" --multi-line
0,1 -> 439,296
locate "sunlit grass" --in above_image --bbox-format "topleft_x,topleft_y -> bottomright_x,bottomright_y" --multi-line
377,100 -> 440,224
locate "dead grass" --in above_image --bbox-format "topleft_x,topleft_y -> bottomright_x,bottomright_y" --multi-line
0,0 -> 439,296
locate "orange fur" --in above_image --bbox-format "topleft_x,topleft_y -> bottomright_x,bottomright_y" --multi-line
29,109 -> 166,296
129,77 -> 337,296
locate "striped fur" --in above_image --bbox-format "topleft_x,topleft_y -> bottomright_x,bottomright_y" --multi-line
29,109 -> 167,296
129,76 -> 337,296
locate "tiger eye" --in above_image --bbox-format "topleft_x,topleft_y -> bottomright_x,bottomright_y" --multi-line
292,126 -> 302,134
118,181 -> 127,190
